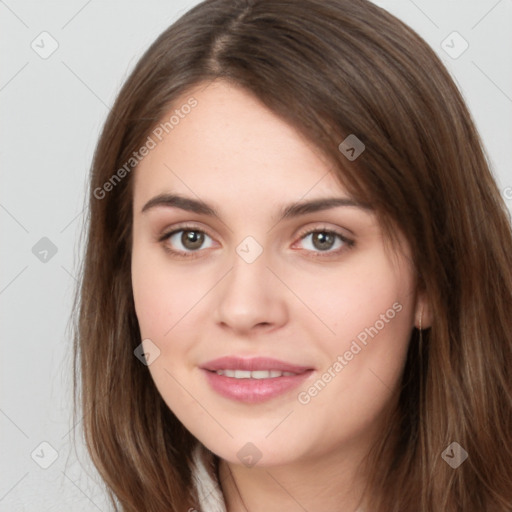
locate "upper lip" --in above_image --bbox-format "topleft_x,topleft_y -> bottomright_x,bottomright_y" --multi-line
200,356 -> 313,374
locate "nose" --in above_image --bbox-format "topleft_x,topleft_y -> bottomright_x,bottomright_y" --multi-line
213,246 -> 288,335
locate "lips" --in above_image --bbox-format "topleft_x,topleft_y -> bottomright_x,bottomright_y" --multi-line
200,356 -> 313,374
200,356 -> 315,403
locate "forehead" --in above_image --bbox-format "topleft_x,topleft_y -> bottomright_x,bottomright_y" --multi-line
132,80 -> 348,208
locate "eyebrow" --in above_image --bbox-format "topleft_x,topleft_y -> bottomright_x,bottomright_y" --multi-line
141,193 -> 372,221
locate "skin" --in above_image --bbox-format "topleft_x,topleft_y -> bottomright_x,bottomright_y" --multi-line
131,79 -> 431,512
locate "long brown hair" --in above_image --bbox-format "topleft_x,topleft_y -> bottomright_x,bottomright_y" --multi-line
71,0 -> 512,510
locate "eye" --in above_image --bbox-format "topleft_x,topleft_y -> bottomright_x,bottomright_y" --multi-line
158,224 -> 354,259
159,225 -> 215,258
294,227 -> 354,257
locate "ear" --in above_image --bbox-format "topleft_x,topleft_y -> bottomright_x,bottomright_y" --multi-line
414,291 -> 432,330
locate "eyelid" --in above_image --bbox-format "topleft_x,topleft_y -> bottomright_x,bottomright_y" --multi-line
293,223 -> 352,242
158,221 -> 215,241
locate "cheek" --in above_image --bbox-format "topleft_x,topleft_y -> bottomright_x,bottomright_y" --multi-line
290,248 -> 415,405
131,242 -> 208,340
299,252 -> 414,410
131,247 -> 205,420
289,247 -> 413,349
131,249 -> 169,339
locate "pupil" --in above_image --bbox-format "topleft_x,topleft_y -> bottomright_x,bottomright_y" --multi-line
313,232 -> 334,250
182,230 -> 204,250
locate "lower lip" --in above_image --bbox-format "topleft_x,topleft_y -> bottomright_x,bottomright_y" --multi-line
202,369 -> 314,403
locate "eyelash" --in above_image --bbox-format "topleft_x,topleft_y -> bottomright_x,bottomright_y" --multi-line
158,223 -> 355,260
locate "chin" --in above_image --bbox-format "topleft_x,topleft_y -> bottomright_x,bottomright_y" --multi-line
198,432 -> 309,468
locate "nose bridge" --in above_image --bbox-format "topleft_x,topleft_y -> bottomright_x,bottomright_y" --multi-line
225,237 -> 271,298
213,236 -> 288,331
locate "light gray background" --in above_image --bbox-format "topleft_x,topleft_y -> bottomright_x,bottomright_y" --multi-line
1,1 -> 511,510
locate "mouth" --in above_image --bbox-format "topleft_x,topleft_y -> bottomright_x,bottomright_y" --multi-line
200,356 -> 315,403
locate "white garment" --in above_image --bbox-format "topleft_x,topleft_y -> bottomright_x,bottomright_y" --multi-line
190,442 -> 227,512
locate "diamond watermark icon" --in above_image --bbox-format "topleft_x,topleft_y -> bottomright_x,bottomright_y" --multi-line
441,31 -> 469,59
236,236 -> 263,264
237,442 -> 263,468
134,338 -> 161,366
32,237 -> 58,263
31,441 -> 59,469
31,31 -> 59,59
338,134 -> 365,161
441,441 -> 468,468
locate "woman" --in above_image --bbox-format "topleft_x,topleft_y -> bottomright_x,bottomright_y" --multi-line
72,0 -> 512,510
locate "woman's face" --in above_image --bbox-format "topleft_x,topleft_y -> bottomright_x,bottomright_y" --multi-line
131,79 -> 423,467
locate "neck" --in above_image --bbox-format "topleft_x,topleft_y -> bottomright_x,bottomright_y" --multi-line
217,442 -> 370,512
